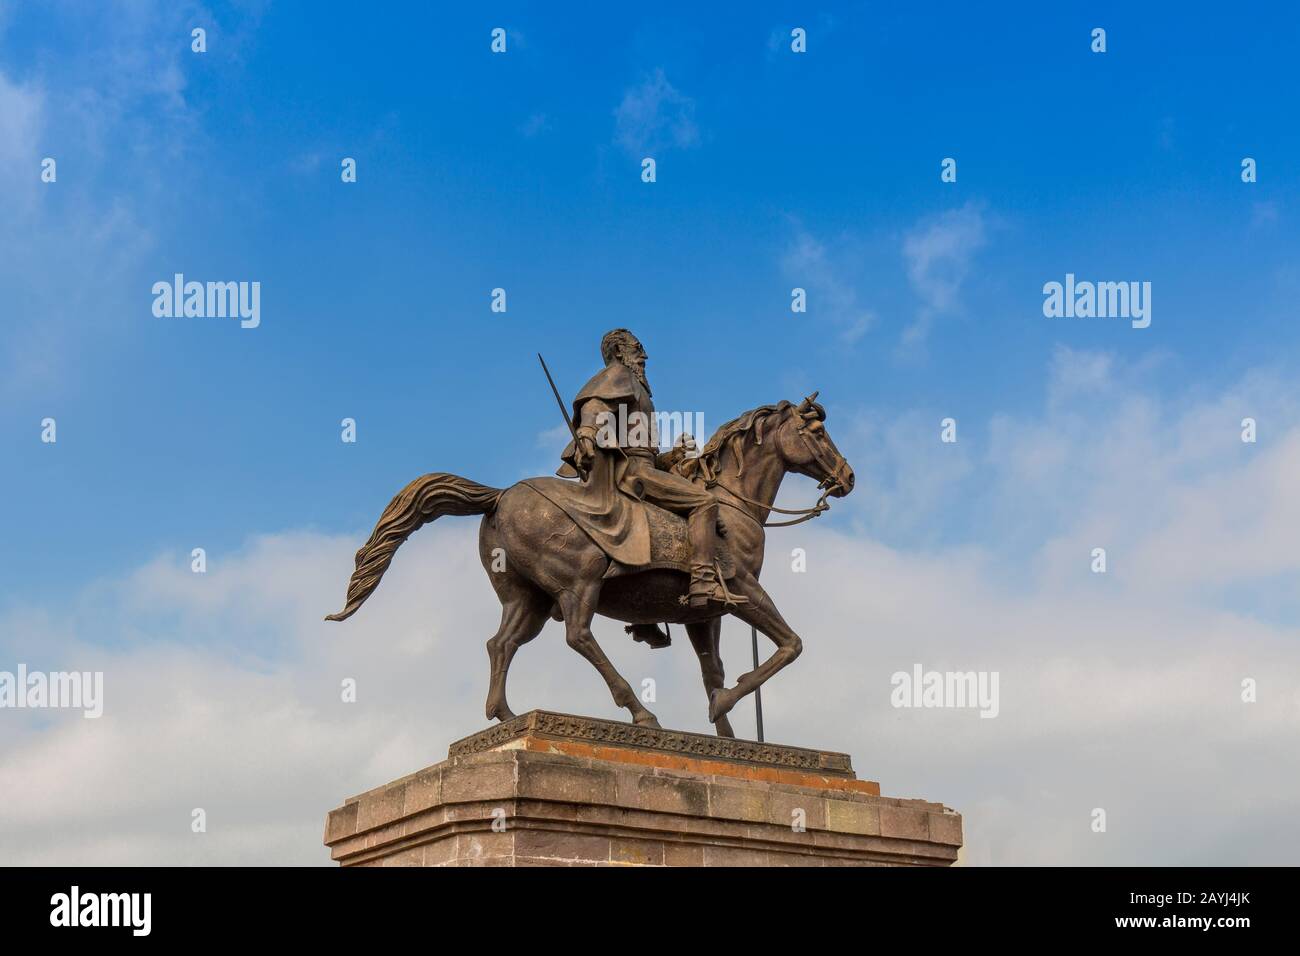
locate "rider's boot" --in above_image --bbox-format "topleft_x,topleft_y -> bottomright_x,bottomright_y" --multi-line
686,563 -> 749,608
626,623 -> 672,648
685,503 -> 749,607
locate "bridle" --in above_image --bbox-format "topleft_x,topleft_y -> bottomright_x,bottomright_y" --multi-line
706,394 -> 848,528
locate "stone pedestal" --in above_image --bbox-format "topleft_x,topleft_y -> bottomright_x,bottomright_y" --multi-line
324,710 -> 962,866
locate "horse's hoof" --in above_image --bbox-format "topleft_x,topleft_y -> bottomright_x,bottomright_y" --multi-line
709,688 -> 739,723
633,713 -> 662,728
486,704 -> 516,722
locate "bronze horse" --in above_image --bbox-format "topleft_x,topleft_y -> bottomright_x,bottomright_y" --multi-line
326,394 -> 854,736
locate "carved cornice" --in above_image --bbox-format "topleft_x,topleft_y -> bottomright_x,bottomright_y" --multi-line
448,710 -> 855,776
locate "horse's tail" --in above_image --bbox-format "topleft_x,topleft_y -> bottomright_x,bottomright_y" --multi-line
325,473 -> 503,623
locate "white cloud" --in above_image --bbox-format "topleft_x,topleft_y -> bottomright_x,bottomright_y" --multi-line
767,13 -> 835,57
1250,200 -> 1279,228
4,355 -> 1300,865
781,227 -> 875,344
536,423 -> 570,449
1046,345 -> 1114,402
613,69 -> 699,157
519,111 -> 550,138
833,407 -> 974,542
780,205 -> 991,350
900,202 -> 989,349
0,70 -> 42,190
0,1 -> 263,398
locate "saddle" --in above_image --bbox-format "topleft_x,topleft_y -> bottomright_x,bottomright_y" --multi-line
520,475 -> 738,580
603,500 -> 737,580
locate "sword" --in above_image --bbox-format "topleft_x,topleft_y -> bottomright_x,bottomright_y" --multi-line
537,353 -> 587,480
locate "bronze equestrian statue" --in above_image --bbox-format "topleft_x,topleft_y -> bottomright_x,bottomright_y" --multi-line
326,329 -> 855,737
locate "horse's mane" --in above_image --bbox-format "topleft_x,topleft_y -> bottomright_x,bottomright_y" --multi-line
694,401 -> 794,479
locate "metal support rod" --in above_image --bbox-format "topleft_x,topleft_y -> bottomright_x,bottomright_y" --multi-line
751,625 -> 764,742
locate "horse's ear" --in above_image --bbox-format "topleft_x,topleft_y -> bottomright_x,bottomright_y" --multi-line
798,391 -> 824,420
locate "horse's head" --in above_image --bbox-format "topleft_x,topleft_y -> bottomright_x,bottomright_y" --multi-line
771,392 -> 855,497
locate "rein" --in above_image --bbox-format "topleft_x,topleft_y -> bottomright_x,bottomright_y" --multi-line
711,483 -> 832,527
703,411 -> 843,528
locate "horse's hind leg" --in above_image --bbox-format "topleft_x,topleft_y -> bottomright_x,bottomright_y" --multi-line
483,580 -> 550,722
685,618 -> 736,738
555,581 -> 662,728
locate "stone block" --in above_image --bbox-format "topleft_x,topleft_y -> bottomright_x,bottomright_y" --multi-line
324,710 -> 961,867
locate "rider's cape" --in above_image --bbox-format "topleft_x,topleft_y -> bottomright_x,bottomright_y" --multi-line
522,363 -> 652,566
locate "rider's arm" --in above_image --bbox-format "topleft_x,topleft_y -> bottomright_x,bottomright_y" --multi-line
573,398 -> 617,469
576,397 -> 615,445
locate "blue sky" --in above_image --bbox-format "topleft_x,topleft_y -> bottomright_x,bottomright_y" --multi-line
4,3 -> 1300,867
4,1 -> 1297,606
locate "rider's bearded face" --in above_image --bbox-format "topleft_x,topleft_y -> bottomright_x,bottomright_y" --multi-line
619,341 -> 649,390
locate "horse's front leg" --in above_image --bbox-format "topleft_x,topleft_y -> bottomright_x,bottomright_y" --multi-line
684,617 -> 735,737
707,572 -> 802,724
